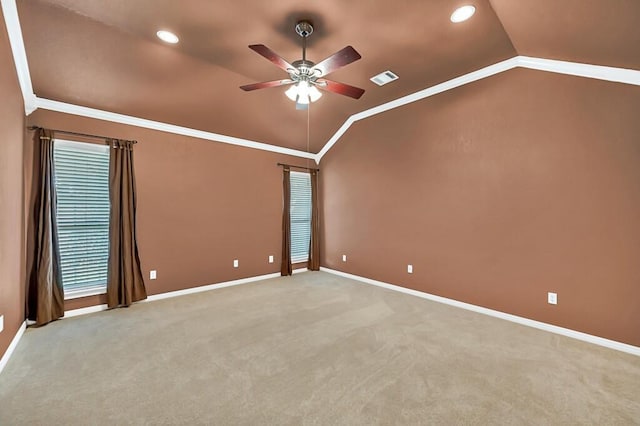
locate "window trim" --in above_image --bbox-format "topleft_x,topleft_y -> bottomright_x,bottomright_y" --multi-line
54,138 -> 110,299
289,170 -> 311,264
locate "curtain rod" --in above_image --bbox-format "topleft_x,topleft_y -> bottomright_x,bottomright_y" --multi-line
277,162 -> 319,172
28,126 -> 137,144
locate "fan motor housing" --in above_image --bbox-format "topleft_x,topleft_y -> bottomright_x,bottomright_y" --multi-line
292,59 -> 315,69
290,59 -> 320,83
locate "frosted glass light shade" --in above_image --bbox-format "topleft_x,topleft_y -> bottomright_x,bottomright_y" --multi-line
308,85 -> 322,102
285,85 -> 298,101
284,81 -> 322,104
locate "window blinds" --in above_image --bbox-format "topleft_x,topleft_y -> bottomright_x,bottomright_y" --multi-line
53,140 -> 110,294
289,171 -> 312,263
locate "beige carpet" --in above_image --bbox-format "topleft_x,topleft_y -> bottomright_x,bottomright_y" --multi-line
1,271 -> 639,425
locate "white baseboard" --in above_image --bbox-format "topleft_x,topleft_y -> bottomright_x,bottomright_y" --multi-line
65,269 -> 308,316
0,321 -> 27,375
320,267 -> 640,357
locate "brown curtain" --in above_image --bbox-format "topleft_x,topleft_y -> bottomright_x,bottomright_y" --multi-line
308,169 -> 320,271
281,167 -> 292,276
107,139 -> 147,308
26,129 -> 65,325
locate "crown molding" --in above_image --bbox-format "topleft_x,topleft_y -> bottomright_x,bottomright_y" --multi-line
315,56 -> 640,162
316,57 -> 520,161
3,1 -> 639,162
34,97 -> 316,159
517,56 -> 640,87
1,0 -> 36,114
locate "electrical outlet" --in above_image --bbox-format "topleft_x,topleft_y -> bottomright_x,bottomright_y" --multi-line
233,259 -> 239,268
150,270 -> 157,280
407,264 -> 413,274
0,315 -> 4,333
548,292 -> 557,305
342,254 -> 347,262
268,255 -> 274,264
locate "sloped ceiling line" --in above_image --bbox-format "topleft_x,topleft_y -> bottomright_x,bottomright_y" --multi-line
3,0 -> 639,163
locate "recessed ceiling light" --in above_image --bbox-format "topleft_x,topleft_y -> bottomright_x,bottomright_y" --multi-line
450,5 -> 476,23
156,30 -> 179,44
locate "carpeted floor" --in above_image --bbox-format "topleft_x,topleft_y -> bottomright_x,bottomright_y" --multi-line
1,271 -> 639,425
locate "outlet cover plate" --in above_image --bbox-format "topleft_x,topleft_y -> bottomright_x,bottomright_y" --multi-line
233,259 -> 239,268
407,264 -> 413,274
342,255 -> 347,262
150,270 -> 157,280
268,255 -> 274,264
548,292 -> 557,305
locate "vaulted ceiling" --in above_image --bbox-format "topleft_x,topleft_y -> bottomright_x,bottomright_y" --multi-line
14,0 -> 640,153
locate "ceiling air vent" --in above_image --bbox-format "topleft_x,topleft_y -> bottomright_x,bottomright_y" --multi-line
370,70 -> 399,86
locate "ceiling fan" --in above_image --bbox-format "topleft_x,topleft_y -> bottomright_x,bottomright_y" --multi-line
240,20 -> 365,110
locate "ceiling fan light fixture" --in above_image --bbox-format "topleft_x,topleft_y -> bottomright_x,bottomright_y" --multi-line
156,30 -> 179,44
243,20 -> 364,106
450,5 -> 476,23
285,82 -> 322,104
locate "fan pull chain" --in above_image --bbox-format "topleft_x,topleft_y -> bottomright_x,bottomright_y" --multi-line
307,102 -> 311,169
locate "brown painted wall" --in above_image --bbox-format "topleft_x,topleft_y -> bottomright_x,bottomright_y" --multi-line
320,68 -> 640,346
27,109 -> 311,310
0,12 -> 26,360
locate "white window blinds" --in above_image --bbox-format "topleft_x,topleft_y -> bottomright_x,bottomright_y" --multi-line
53,140 -> 110,296
290,171 -> 311,263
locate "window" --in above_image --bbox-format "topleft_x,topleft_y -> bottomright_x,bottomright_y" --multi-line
289,171 -> 311,263
53,140 -> 110,298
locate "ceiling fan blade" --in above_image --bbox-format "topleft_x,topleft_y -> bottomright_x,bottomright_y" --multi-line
316,79 -> 365,99
248,44 -> 296,72
312,46 -> 362,77
240,79 -> 295,91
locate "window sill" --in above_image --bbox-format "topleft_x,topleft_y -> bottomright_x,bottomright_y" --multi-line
64,286 -> 107,300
